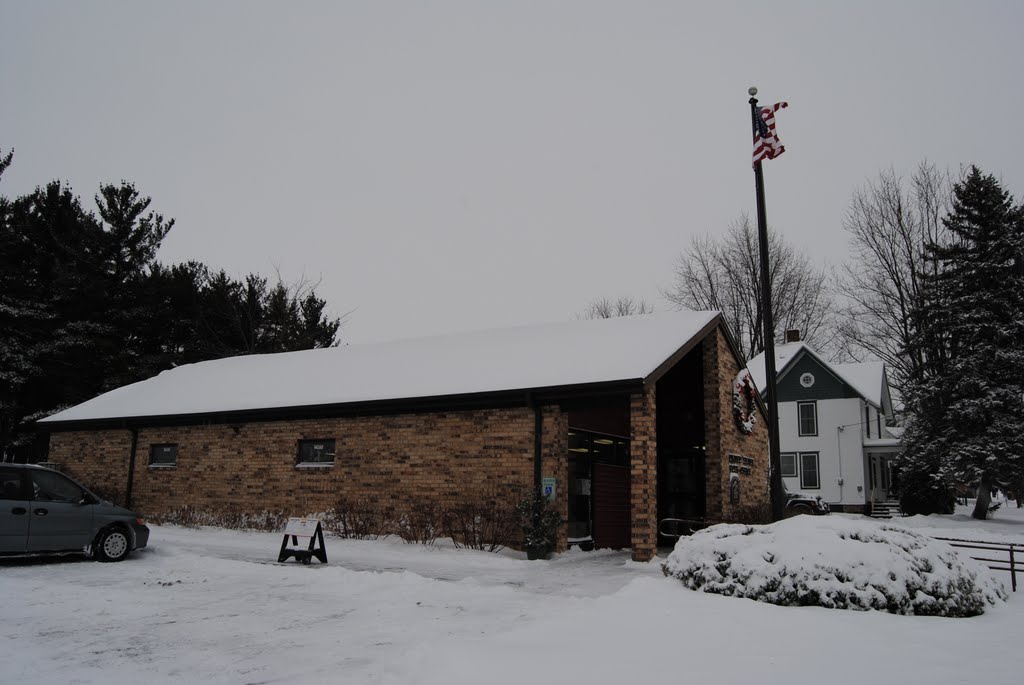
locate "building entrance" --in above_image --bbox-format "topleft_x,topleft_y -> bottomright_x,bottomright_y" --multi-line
567,428 -> 630,549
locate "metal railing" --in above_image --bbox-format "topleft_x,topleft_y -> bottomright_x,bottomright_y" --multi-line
658,518 -> 713,539
934,537 -> 1020,592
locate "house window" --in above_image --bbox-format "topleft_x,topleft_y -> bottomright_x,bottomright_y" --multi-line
149,444 -> 178,467
797,402 -> 817,436
297,439 -> 335,466
800,452 -> 820,489
780,453 -> 798,478
865,405 -> 871,438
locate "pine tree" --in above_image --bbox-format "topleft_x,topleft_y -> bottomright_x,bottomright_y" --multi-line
0,150 -> 345,458
900,167 -> 1024,519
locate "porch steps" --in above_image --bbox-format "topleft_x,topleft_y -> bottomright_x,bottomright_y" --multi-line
870,500 -> 902,519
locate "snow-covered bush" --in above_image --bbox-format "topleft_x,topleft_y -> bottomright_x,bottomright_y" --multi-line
328,495 -> 393,540
396,501 -> 445,545
149,506 -> 290,531
443,491 -> 520,552
662,516 -> 1006,617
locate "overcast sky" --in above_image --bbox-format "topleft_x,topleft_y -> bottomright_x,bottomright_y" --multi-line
2,2 -> 1022,345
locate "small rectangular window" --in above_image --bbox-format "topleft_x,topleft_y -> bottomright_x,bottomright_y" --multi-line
149,444 -> 178,467
800,452 -> 820,489
797,402 -> 817,436
297,439 -> 335,466
780,453 -> 798,478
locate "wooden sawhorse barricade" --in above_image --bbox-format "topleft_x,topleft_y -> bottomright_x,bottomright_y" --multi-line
278,517 -> 328,565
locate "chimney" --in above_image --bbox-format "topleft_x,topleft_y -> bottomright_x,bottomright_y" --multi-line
785,329 -> 801,343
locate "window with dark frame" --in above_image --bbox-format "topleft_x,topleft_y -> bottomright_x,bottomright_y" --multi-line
780,452 -> 798,478
149,444 -> 178,467
800,452 -> 820,489
797,402 -> 817,436
297,439 -> 336,465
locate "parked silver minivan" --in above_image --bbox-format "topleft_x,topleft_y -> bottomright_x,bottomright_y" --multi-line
0,464 -> 149,561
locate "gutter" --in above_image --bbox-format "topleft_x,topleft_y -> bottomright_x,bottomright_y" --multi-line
125,427 -> 138,508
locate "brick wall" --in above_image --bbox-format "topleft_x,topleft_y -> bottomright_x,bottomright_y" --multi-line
703,327 -> 771,523
629,387 -> 657,561
47,324 -> 766,560
50,407 -> 554,538
540,406 -> 570,552
48,430 -> 133,503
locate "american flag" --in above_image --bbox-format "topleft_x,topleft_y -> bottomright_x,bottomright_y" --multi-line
752,101 -> 788,167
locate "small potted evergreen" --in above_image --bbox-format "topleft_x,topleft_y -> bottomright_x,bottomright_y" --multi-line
516,489 -> 561,560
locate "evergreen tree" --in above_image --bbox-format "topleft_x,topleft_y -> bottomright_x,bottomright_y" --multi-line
0,150 -> 345,459
899,167 -> 1024,519
0,176 -> 173,457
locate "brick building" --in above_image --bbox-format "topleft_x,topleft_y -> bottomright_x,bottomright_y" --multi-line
41,311 -> 768,561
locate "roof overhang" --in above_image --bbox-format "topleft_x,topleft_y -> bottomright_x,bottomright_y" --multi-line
38,378 -> 646,432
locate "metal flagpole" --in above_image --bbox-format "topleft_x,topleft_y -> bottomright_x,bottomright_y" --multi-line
748,86 -> 785,521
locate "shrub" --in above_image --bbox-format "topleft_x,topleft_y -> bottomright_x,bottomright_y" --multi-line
724,502 -> 772,525
396,501 -> 444,545
443,489 -> 520,552
515,489 -> 561,559
148,506 -> 289,532
328,495 -> 392,540
898,462 -> 956,516
662,516 -> 1006,617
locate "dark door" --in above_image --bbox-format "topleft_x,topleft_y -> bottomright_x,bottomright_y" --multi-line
657,447 -> 705,545
592,463 -> 630,550
0,467 -> 30,553
26,469 -> 94,553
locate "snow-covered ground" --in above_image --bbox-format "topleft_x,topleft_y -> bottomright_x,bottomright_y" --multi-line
3,505 -> 1023,684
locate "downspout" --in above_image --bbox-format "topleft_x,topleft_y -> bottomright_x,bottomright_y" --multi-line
531,397 -> 543,492
125,427 -> 139,509
836,426 -> 844,506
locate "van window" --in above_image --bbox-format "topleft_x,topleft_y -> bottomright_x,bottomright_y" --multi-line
30,470 -> 86,503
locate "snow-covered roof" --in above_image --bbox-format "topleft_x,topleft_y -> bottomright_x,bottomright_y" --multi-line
862,437 -> 901,450
41,310 -> 721,424
831,361 -> 885,407
747,343 -> 887,408
746,343 -> 806,394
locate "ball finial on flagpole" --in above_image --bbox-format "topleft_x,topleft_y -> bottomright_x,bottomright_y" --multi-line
748,86 -> 758,96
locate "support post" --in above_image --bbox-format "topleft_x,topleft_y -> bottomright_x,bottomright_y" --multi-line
749,87 -> 785,521
125,427 -> 139,509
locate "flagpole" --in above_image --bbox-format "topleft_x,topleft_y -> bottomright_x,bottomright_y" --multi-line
749,86 -> 785,521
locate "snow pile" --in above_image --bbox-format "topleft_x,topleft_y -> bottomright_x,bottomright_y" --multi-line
662,516 -> 1006,616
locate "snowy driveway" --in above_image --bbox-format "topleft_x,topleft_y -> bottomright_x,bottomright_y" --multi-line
2,522 -> 1022,684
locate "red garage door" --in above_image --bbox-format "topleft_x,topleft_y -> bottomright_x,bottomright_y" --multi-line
592,463 -> 630,550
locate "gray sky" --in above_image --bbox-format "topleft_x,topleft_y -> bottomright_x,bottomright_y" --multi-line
2,1 -> 1022,344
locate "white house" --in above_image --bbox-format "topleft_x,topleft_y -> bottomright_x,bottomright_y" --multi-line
748,333 -> 901,515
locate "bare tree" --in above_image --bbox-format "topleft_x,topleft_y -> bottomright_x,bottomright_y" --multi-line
837,162 -> 953,400
662,215 -> 836,361
580,296 -> 654,319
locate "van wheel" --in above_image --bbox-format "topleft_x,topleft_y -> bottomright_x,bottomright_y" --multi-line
95,528 -> 131,562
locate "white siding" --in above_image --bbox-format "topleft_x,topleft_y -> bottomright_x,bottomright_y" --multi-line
777,398 -> 866,506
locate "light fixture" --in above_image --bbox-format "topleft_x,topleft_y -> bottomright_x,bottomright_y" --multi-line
593,438 -> 614,445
